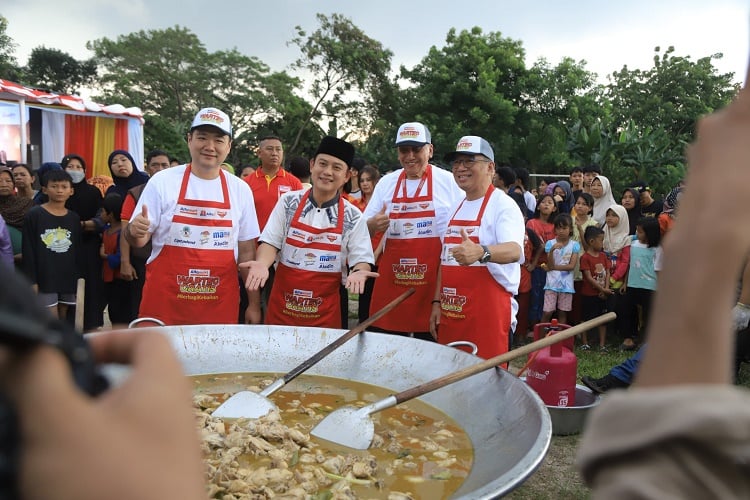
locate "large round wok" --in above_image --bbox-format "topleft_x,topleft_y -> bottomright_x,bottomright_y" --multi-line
152,324 -> 552,499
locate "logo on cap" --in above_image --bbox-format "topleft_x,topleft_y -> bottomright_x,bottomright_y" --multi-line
399,126 -> 421,139
457,139 -> 474,151
199,110 -> 225,125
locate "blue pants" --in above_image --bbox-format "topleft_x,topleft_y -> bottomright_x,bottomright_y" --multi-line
529,267 -> 547,324
611,345 -> 646,384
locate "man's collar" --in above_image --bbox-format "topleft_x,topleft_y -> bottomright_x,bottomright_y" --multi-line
309,191 -> 340,209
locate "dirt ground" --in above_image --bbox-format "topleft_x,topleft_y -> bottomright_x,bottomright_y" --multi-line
506,434 -> 587,499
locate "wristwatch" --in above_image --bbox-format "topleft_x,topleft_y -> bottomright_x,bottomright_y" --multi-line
479,245 -> 492,264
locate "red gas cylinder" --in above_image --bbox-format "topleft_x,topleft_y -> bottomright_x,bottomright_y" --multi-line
533,319 -> 574,351
526,341 -> 577,407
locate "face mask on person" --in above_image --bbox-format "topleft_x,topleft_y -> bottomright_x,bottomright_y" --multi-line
67,169 -> 85,184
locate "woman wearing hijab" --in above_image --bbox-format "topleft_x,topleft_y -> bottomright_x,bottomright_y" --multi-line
621,187 -> 642,235
62,154 -> 105,330
105,150 -> 149,198
0,167 -> 34,262
553,180 -> 575,215
591,175 -> 617,227
602,203 -> 633,349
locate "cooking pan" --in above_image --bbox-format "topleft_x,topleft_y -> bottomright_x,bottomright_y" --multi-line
118,324 -> 553,499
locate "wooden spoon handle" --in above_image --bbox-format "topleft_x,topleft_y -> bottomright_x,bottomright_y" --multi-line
394,312 -> 616,404
283,288 -> 415,383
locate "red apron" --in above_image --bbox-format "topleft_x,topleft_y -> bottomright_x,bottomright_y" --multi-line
370,166 -> 441,333
139,166 -> 238,325
438,185 -> 512,359
265,191 -> 344,327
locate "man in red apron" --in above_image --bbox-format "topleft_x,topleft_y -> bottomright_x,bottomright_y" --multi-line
363,122 -> 463,339
429,136 -> 525,359
241,136 -> 377,328
126,108 -> 261,325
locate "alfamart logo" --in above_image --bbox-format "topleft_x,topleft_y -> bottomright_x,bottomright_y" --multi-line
200,111 -> 225,125
457,140 -> 473,151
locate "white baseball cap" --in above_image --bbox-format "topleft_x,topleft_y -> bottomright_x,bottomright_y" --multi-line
190,107 -> 232,137
394,122 -> 431,146
444,135 -> 494,162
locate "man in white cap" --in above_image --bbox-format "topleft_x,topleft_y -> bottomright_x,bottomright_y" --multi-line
242,136 -> 376,328
363,122 -> 463,339
126,107 -> 261,325
429,136 -> 524,358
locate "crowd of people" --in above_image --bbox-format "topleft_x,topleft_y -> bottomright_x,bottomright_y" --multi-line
1,60 -> 750,495
0,105 -> 714,363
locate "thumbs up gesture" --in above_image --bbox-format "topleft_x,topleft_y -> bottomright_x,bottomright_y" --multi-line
367,202 -> 390,235
449,228 -> 482,266
129,204 -> 151,240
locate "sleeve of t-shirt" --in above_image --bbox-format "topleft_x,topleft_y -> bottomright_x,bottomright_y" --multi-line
654,246 -> 664,272
362,174 -> 392,220
345,209 -> 376,267
131,179 -> 161,231
236,182 -> 260,242
121,193 -> 136,221
579,253 -> 591,274
490,194 -> 525,257
259,192 -> 294,250
572,241 -> 582,254
544,239 -> 553,252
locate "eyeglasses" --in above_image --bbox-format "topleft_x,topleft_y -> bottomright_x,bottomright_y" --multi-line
450,157 -> 490,168
397,145 -> 426,155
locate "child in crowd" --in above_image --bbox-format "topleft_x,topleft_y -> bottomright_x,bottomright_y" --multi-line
99,193 -> 132,325
621,187 -> 642,235
602,204 -> 632,349
541,213 -> 580,325
21,169 -> 81,320
590,175 -> 617,227
579,226 -> 613,350
621,217 -> 663,347
526,193 -> 558,330
571,193 -> 598,324
510,191 -> 542,343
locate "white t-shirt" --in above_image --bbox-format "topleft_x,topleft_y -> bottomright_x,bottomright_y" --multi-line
524,190 -> 537,215
362,165 -> 464,239
447,189 -> 525,295
260,190 -> 374,272
132,165 -> 260,263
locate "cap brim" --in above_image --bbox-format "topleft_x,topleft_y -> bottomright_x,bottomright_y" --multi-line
443,151 -> 468,163
395,141 -> 429,147
190,124 -> 231,137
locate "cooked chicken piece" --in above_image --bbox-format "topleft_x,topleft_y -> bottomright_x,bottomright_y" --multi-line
321,455 -> 346,474
201,430 -> 224,448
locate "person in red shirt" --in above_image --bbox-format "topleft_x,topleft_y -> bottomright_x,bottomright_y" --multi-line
244,136 -> 303,231
244,136 -> 303,319
579,225 -> 614,350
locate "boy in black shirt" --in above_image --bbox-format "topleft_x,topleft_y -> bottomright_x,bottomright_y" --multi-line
22,169 -> 81,320
633,181 -> 664,218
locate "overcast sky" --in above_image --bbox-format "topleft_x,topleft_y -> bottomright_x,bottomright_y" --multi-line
4,0 -> 748,86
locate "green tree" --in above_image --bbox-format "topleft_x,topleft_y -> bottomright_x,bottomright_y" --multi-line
88,26 -> 306,162
0,15 -> 22,81
398,27 -> 528,164
88,26 -> 213,125
607,46 -> 738,143
288,13 -> 393,156
23,46 -> 97,94
518,57 -> 606,170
